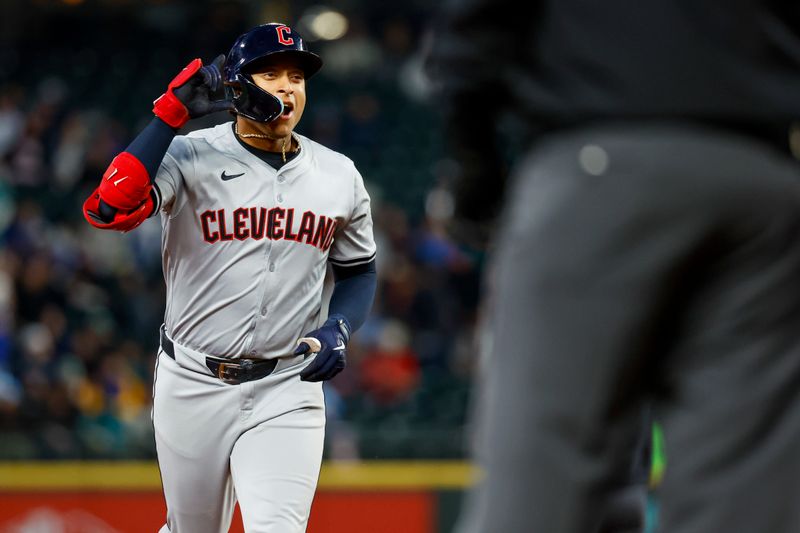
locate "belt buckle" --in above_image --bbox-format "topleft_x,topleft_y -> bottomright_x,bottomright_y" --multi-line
217,359 -> 254,384
217,362 -> 240,384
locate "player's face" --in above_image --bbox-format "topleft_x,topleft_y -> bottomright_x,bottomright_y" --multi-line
249,60 -> 307,136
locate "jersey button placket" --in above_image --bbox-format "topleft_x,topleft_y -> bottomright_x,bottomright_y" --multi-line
268,175 -> 280,316
247,210 -> 273,354
259,263 -> 275,316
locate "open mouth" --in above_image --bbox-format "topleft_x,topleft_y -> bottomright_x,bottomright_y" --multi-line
280,102 -> 294,120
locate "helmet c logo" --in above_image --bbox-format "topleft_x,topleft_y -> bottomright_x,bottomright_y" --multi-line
276,25 -> 294,46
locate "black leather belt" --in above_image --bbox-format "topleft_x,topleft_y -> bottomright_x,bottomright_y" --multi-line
160,325 -> 278,385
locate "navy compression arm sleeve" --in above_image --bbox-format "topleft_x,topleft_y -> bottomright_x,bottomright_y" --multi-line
125,117 -> 178,177
329,260 -> 377,333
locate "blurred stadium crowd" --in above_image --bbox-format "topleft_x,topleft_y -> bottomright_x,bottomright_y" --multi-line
0,0 -> 483,460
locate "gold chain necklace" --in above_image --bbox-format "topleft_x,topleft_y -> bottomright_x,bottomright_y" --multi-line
234,123 -> 298,163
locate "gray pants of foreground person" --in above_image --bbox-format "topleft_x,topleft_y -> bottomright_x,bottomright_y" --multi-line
457,122 -> 800,533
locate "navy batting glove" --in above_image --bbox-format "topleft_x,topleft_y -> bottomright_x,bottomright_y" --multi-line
174,55 -> 234,118
296,314 -> 351,382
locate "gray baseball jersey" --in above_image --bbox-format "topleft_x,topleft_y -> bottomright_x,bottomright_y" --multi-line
152,122 -> 376,359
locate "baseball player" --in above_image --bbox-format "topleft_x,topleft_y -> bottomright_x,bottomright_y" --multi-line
82,23 -> 377,533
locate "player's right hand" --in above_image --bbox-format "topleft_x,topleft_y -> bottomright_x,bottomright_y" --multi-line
153,55 -> 234,129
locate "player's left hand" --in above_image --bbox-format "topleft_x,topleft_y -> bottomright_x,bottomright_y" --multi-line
153,55 -> 233,129
295,314 -> 351,382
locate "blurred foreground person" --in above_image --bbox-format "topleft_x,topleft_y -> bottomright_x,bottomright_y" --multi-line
427,1 -> 800,532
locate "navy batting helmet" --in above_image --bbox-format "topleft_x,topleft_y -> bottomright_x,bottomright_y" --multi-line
224,23 -> 323,122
